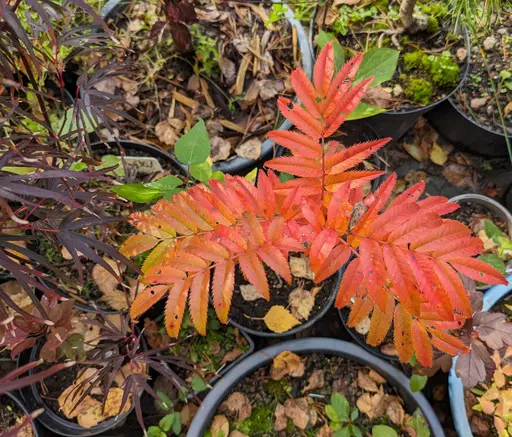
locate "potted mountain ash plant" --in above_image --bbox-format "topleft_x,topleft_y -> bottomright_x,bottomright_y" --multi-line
122,42 -> 506,375
85,0 -> 312,174
313,0 -> 469,141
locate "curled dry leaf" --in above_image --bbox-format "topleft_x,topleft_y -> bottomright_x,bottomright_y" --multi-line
221,347 -> 243,364
357,370 -> 379,392
211,136 -> 231,162
220,58 -> 237,85
302,369 -> 324,393
155,120 -> 180,146
180,404 -> 198,428
368,369 -> 387,384
264,305 -> 300,333
283,397 -> 317,430
234,138 -> 262,160
289,256 -> 315,280
257,80 -> 284,101
77,397 -> 104,428
386,399 -> 405,425
72,315 -> 101,352
219,392 -> 252,422
240,284 -> 264,302
316,424 -> 334,436
362,86 -> 393,109
289,287 -> 315,321
430,143 -> 449,166
0,280 -> 33,316
103,387 -> 132,417
274,403 -> 287,431
356,387 -> 386,420
270,351 -> 305,380
210,415 -> 229,437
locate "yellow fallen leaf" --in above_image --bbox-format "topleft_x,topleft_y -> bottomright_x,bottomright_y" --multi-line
271,351 -> 305,380
264,305 -> 300,333
430,143 -> 449,166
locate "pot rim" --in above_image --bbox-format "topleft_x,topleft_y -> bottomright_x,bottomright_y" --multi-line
187,337 -> 445,437
448,275 -> 512,437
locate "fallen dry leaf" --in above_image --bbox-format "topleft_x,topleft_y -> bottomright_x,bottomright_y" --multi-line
271,351 -> 305,380
210,415 -> 229,437
219,392 -> 252,422
316,424 -> 334,436
355,316 -> 371,335
103,387 -> 132,417
368,369 -> 386,384
240,284 -> 264,302
505,100 -> 512,117
72,315 -> 101,352
363,86 -> 393,109
0,280 -> 33,316
274,403 -> 287,431
155,120 -> 179,146
357,370 -> 379,392
180,404 -> 198,428
58,385 -> 82,419
441,163 -> 476,189
77,397 -> 105,428
302,369 -> 324,393
221,347 -> 243,364
356,387 -> 386,419
289,256 -> 315,280
220,58 -> 236,85
235,138 -> 262,160
404,170 -> 429,186
264,305 -> 300,334
283,397 -> 317,430
258,80 -> 284,101
430,143 -> 449,166
386,399 -> 405,425
229,432 -> 249,437
241,81 -> 260,109
210,136 -> 231,162
380,343 -> 398,357
289,287 -> 315,321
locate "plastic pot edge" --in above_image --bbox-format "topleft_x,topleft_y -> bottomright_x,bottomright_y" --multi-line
448,275 -> 512,437
187,337 -> 445,437
2,391 -> 42,437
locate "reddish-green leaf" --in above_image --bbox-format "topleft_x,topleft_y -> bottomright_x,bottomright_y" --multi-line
449,257 -> 508,285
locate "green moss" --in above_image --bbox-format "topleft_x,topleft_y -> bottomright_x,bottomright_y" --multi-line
264,380 -> 291,401
405,78 -> 433,105
234,405 -> 274,435
426,53 -> 460,87
404,51 -> 426,71
426,16 -> 439,33
36,239 -> 65,265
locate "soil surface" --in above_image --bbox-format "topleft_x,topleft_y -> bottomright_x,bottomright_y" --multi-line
452,6 -> 512,135
0,396 -> 31,434
445,200 -> 508,232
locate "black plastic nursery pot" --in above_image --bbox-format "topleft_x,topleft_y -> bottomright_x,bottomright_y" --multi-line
425,96 -> 511,157
99,0 -> 314,176
2,392 -> 42,437
187,337 -> 445,437
17,335 -> 147,436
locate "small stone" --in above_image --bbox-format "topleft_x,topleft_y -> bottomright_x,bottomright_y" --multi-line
497,28 -> 508,35
392,84 -> 403,96
483,36 -> 496,50
470,97 -> 487,110
456,48 -> 467,62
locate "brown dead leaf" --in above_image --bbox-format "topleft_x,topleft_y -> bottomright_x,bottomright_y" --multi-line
404,170 -> 428,186
219,392 -> 252,422
144,317 -> 170,349
103,387 -> 132,417
94,78 -> 116,95
289,256 -> 315,280
368,369 -> 386,384
114,361 -> 147,387
505,100 -> 512,117
155,120 -> 179,146
235,138 -> 262,160
0,280 -> 33,316
210,136 -> 231,162
386,399 -> 405,425
274,403 -> 287,431
441,163 -> 476,189
72,315 -> 101,352
380,343 -> 398,357
363,86 -> 393,109
316,424 -> 334,436
357,370 -> 379,392
221,347 -> 243,364
403,117 -> 439,162
302,369 -> 324,393
356,387 -> 385,419
271,351 -> 305,380
210,415 -> 229,437
430,143 -> 449,166
283,397 -> 317,430
180,404 -> 198,428
58,385 -> 82,419
220,58 -> 236,85
402,139 -> 429,162
289,287 -> 314,321
355,316 -> 371,335
77,397 -> 105,428
258,80 -> 284,101
241,81 -> 260,110
240,284 -> 264,301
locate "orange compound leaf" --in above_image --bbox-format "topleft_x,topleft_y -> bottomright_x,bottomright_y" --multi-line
143,265 -> 187,284
172,252 -> 209,273
142,240 -> 175,274
130,285 -> 169,320
382,245 -> 415,315
266,131 -> 322,159
411,222 -> 471,253
165,280 -> 192,337
416,196 -> 460,216
209,179 -> 245,217
241,212 -> 265,247
277,97 -> 324,139
128,212 -> 176,238
326,183 -> 352,231
256,170 -> 277,218
347,287 -> 374,327
265,156 -> 322,178
301,198 -> 326,231
190,187 -> 236,226
393,304 -> 414,363
315,245 -> 351,283
430,329 -> 469,356
309,229 -> 339,274
189,270 -> 210,335
367,290 -> 395,347
432,260 -> 472,318
238,250 -> 269,300
434,237 -> 483,260
325,138 -> 390,175
186,239 -> 229,263
335,258 -> 363,309
368,203 -> 420,241
411,320 -> 433,367
266,216 -> 285,244
226,176 -> 262,215
324,170 -> 385,191
387,181 -> 425,210
448,256 -> 507,285
212,259 -> 235,324
257,244 -> 291,284
120,235 -> 159,257
152,201 -> 193,236
387,212 -> 442,245
358,238 -> 388,312
313,42 -> 335,98
173,193 -> 214,231
214,225 -> 248,253
291,68 -> 322,118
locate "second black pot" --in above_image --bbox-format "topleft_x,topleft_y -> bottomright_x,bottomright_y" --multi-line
187,338 -> 445,437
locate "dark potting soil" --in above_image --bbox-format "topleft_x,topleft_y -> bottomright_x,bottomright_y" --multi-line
0,396 -> 29,432
213,353 -> 415,436
445,200 -> 508,233
229,265 -> 337,333
452,7 -> 512,136
314,0 -> 466,111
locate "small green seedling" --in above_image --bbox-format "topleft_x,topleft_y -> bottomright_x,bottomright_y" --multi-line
147,391 -> 182,437
325,393 -> 362,437
478,219 -> 512,277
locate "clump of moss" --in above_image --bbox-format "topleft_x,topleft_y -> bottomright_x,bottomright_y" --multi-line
264,380 -> 291,401
426,16 -> 439,33
234,405 -> 274,435
403,50 -> 460,88
404,51 -> 426,71
405,78 -> 434,105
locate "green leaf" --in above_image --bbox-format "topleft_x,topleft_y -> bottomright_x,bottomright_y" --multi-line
331,393 -> 350,422
317,31 -> 345,71
372,425 -> 398,437
210,171 -> 225,182
409,409 -> 430,437
410,374 -> 428,392
278,172 -> 295,183
3,166 -> 36,175
159,413 -> 174,432
57,106 -> 96,138
350,408 -> 359,421
175,119 -> 211,165
325,404 -> 340,423
349,424 -> 362,437
484,219 -> 507,243
244,167 -> 258,184
409,354 -> 417,367
333,427 -> 351,437
69,161 -> 87,172
191,375 -> 208,393
354,48 -> 400,87
171,412 -> 182,435
96,154 -> 124,177
111,184 -> 163,204
346,102 -> 386,120
146,175 -> 183,191
478,254 -> 506,275
190,162 -> 213,182
156,391 -> 174,411
147,426 -> 166,437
